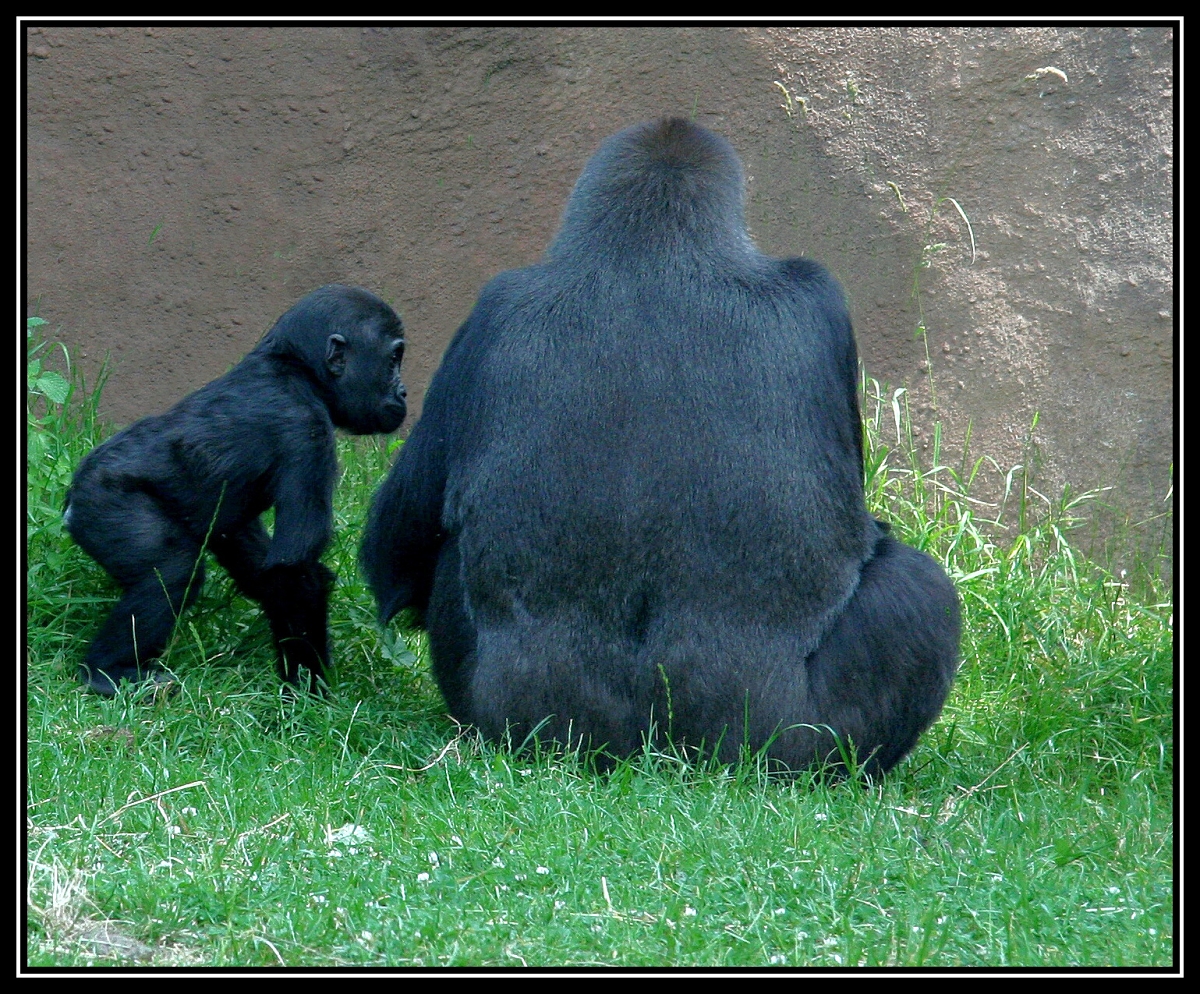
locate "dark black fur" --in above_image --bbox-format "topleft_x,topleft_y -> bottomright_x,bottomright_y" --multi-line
65,284 -> 407,695
361,119 -> 959,775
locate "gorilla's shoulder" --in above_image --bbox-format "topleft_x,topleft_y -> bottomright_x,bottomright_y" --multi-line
478,263 -> 555,302
465,264 -> 570,327
772,256 -> 850,318
778,255 -> 842,292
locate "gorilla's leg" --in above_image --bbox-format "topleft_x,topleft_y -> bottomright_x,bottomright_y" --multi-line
210,519 -> 271,601
70,492 -> 207,695
763,534 -> 960,776
426,537 -> 641,761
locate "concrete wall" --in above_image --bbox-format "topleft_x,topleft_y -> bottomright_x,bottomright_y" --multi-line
25,25 -> 1174,571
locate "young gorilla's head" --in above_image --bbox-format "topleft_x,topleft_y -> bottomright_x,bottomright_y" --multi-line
261,285 -> 407,435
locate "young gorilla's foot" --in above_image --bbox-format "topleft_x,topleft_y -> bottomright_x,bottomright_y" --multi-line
78,662 -> 176,697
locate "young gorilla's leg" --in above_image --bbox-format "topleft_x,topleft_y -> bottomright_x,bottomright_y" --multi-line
210,520 -> 271,602
69,492 -> 207,695
760,534 -> 961,776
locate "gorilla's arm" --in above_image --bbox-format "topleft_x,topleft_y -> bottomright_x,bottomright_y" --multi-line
263,430 -> 337,569
361,302 -> 498,623
783,256 -> 866,476
360,422 -> 448,622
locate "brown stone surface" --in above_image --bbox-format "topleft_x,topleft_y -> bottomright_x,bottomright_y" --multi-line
25,25 -> 1174,569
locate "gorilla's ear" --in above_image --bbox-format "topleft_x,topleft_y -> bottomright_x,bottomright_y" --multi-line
325,334 -> 348,377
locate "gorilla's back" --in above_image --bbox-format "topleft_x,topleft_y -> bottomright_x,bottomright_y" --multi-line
362,120 -> 957,772
437,257 -> 876,676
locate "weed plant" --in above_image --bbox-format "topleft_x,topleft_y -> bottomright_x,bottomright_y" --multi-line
25,335 -> 1173,968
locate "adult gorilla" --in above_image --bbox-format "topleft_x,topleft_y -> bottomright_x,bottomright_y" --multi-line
362,119 -> 959,775
66,285 -> 407,695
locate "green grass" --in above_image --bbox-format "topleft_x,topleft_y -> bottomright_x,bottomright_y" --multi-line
25,340 -> 1173,968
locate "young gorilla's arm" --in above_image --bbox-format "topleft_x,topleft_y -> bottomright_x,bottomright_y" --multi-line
251,434 -> 339,687
265,436 -> 337,569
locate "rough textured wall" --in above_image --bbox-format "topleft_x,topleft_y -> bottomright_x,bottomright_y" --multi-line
25,25 -> 1174,569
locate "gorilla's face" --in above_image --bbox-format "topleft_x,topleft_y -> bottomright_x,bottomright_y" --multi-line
326,307 -> 407,435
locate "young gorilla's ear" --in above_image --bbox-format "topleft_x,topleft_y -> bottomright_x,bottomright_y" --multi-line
325,334 -> 348,377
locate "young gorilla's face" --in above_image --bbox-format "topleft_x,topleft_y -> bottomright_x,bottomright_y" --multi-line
327,304 -> 407,435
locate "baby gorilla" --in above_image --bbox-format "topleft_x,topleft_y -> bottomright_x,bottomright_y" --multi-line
64,284 -> 407,695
